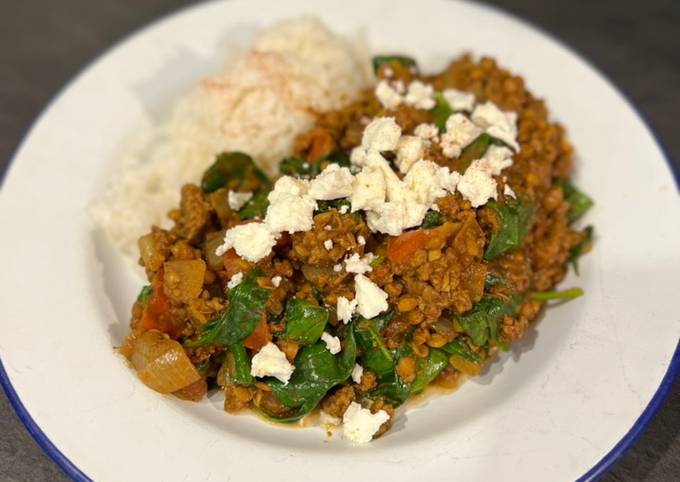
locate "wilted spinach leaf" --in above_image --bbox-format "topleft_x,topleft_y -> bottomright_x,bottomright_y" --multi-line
238,191 -> 269,220
187,269 -> 270,347
484,199 -> 534,261
355,311 -> 394,377
558,180 -> 593,223
458,133 -> 492,171
228,343 -> 254,386
421,210 -> 442,229
265,327 -> 357,422
441,339 -> 484,364
531,287 -> 583,302
409,348 -> 449,395
432,92 -> 454,132
372,55 -> 418,74
136,285 -> 152,307
201,152 -> 270,193
282,298 -> 329,346
458,296 -> 520,350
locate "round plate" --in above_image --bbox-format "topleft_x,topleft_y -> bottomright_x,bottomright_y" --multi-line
1,1 -> 679,480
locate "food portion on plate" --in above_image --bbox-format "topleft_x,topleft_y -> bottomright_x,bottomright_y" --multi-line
116,19 -> 594,444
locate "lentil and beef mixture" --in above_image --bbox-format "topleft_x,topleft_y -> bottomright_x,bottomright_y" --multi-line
121,54 -> 593,443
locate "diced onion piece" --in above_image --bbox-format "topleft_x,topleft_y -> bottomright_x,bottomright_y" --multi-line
138,233 -> 164,271
301,263 -> 336,283
131,330 -> 201,394
204,230 -> 227,270
163,259 -> 206,303
173,378 -> 208,402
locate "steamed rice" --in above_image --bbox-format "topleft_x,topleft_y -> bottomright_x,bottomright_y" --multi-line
91,17 -> 372,256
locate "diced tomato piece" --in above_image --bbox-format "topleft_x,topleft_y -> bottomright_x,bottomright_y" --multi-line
242,315 -> 272,351
387,229 -> 426,265
223,248 -> 249,279
139,270 -> 184,339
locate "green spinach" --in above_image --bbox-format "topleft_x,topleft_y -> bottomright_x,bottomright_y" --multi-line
265,328 -> 357,422
136,285 -> 152,307
457,296 -> 520,350
558,180 -> 593,223
441,339 -> 484,364
354,312 -> 394,377
530,287 -> 583,302
421,210 -> 442,229
229,343 -> 254,386
238,191 -> 269,220
484,199 -> 534,261
409,348 -> 449,395
372,55 -> 418,74
187,269 -> 270,347
201,151 -> 270,193
281,298 -> 329,346
431,92 -> 454,132
458,133 -> 492,171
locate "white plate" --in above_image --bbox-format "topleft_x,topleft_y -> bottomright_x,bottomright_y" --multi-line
1,1 -> 679,481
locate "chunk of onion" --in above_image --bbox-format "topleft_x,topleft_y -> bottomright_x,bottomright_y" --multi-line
131,330 -> 201,394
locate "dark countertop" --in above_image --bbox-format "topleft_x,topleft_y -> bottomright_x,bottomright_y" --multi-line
1,1 -> 678,480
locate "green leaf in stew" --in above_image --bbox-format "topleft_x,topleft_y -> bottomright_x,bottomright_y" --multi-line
484,199 -> 534,261
238,191 -> 269,220
569,225 -> 594,275
201,151 -> 270,193
281,298 -> 329,346
372,55 -> 418,74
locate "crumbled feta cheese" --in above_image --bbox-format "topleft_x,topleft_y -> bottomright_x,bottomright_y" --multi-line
320,410 -> 342,426
403,160 -> 453,206
404,80 -> 435,109
374,80 -> 403,109
481,145 -> 513,175
345,253 -> 372,274
265,191 -> 316,233
227,190 -> 253,211
269,175 -> 310,199
395,135 -> 424,173
414,123 -> 439,140
442,88 -> 475,112
339,204 -> 349,214
271,275 -> 282,288
392,80 -> 406,94
360,117 -> 402,152
457,159 -> 498,208
365,201 -> 428,235
431,203 -> 440,212
504,184 -> 516,198
357,235 -> 366,246
308,164 -> 354,200
471,101 -> 520,152
337,296 -> 358,324
324,225 -> 333,231
342,402 -> 390,444
351,166 -> 386,212
227,272 -> 244,289
321,332 -> 342,354
440,113 -> 482,158
250,342 -> 295,384
333,263 -> 343,272
324,239 -> 334,250
215,223 -> 278,262
351,364 -> 364,384
354,274 -> 388,318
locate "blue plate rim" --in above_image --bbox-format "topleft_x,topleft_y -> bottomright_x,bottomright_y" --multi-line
0,1 -> 678,481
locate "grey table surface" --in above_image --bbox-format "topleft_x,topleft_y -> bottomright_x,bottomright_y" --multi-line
1,0 -> 678,480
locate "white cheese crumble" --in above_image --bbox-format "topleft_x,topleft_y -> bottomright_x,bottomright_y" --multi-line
215,222 -> 278,262
333,263 -> 343,272
471,101 -> 520,152
308,164 -> 354,200
403,160 -> 458,206
324,225 -> 333,231
339,204 -> 349,214
354,274 -> 388,318
321,332 -> 342,354
265,176 -> 317,233
344,253 -> 372,274
457,159 -> 498,208
336,296 -> 358,324
342,402 -> 390,444
357,235 -> 366,246
395,135 -> 424,174
366,201 -> 428,236
414,123 -> 439,140
481,145 -> 513,175
271,275 -> 282,288
227,272 -> 244,289
504,184 -> 516,198
404,80 -> 435,109
442,88 -> 475,112
324,239 -> 334,250
227,190 -> 253,211
374,80 -> 403,109
351,364 -> 364,384
360,117 -> 402,152
440,113 -> 482,158
250,342 -> 295,384
351,166 -> 386,212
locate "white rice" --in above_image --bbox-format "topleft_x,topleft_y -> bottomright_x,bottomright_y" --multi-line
91,17 -> 372,256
